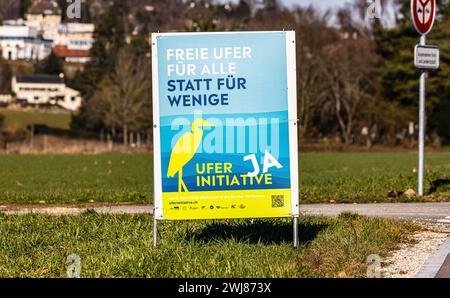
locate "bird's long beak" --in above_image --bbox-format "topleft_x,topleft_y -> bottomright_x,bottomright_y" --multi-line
202,120 -> 215,127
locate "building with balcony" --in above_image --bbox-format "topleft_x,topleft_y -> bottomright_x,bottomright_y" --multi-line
11,75 -> 82,111
0,24 -> 52,60
53,23 -> 94,63
0,1 -> 95,63
25,0 -> 62,42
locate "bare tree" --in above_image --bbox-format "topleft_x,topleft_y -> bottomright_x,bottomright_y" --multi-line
0,0 -> 20,21
323,34 -> 378,144
91,49 -> 150,145
0,57 -> 12,93
294,7 -> 336,137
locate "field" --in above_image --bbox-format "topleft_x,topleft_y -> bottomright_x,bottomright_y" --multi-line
0,151 -> 446,278
0,109 -> 71,132
0,152 -> 448,205
0,212 -> 418,278
0,154 -> 152,204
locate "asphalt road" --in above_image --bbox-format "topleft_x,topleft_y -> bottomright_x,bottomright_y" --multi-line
300,202 -> 450,224
2,202 -> 450,224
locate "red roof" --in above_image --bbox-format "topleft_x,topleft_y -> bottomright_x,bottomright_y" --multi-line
53,45 -> 90,58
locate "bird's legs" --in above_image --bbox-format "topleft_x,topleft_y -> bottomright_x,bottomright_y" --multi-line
178,170 -> 182,192
178,169 -> 189,192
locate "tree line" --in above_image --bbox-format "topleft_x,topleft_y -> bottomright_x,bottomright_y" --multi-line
1,0 -> 450,146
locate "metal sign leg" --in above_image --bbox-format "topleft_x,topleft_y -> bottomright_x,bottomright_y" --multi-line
153,213 -> 158,248
293,217 -> 299,249
418,35 -> 426,196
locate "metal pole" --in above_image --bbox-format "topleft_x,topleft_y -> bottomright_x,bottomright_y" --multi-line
418,35 -> 426,196
153,210 -> 158,248
293,217 -> 299,249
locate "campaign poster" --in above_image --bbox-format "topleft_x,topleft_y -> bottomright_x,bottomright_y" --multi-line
152,31 -> 298,220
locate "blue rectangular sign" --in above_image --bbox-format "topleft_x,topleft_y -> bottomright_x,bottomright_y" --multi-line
152,31 -> 298,220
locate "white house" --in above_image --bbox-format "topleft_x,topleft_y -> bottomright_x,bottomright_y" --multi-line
0,24 -> 52,60
53,23 -> 94,63
11,75 -> 82,111
55,23 -> 95,51
25,0 -> 62,42
0,1 -> 95,63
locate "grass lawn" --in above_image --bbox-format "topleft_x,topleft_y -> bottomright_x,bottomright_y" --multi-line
299,151 -> 450,203
0,154 -> 152,204
0,152 -> 448,205
0,212 -> 419,278
0,109 -> 71,132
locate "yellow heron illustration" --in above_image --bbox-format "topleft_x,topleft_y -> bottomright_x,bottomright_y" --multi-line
167,118 -> 215,192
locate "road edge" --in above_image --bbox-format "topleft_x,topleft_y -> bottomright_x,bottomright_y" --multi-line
415,235 -> 450,278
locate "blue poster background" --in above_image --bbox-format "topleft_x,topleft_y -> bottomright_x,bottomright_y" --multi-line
156,32 -> 291,193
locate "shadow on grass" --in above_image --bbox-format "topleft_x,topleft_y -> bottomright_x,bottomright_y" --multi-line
181,220 -> 329,245
427,179 -> 450,195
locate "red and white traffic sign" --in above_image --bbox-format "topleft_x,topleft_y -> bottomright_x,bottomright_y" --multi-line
411,1 -> 438,197
411,0 -> 436,35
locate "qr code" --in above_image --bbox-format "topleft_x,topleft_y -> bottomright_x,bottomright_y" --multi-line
271,195 -> 284,208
